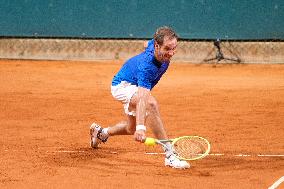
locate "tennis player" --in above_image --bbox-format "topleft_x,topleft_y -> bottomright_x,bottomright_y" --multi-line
90,26 -> 190,169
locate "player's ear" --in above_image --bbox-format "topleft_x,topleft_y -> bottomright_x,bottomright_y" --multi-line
154,41 -> 159,49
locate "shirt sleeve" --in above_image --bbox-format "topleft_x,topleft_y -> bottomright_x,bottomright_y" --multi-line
145,39 -> 154,53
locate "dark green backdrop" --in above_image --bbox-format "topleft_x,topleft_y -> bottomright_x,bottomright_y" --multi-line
0,0 -> 283,40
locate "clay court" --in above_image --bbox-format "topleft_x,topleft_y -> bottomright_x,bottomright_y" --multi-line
0,59 -> 283,188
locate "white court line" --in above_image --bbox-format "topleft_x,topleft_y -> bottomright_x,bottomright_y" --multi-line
145,152 -> 284,157
45,150 -> 118,154
258,154 -> 284,157
268,176 -> 284,189
46,150 -> 86,153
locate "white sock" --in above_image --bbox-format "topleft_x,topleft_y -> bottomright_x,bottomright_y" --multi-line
162,142 -> 173,157
102,128 -> 109,138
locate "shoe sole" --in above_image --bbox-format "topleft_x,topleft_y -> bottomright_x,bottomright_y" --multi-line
165,164 -> 190,169
90,125 -> 99,148
165,161 -> 190,169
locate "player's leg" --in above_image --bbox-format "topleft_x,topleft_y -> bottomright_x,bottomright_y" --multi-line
145,95 -> 168,140
145,95 -> 190,169
107,115 -> 136,136
90,115 -> 136,148
106,91 -> 138,136
127,93 -> 168,140
90,82 -> 138,148
97,95 -> 166,139
90,88 -> 137,148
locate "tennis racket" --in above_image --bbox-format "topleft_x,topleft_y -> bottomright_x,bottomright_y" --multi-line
144,136 -> 210,161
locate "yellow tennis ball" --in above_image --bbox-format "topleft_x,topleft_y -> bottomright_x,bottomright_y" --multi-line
145,138 -> 156,146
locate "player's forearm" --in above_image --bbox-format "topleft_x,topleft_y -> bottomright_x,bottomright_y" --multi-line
136,87 -> 150,126
136,98 -> 147,125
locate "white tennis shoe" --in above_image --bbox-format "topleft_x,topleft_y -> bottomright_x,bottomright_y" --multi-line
165,154 -> 190,169
90,123 -> 108,148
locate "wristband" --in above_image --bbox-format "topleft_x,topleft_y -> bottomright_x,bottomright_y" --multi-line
136,124 -> 146,131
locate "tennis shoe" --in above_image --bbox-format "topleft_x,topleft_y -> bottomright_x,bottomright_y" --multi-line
165,154 -> 190,169
90,123 -> 108,148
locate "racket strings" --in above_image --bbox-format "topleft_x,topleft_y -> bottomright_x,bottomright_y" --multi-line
173,137 -> 209,159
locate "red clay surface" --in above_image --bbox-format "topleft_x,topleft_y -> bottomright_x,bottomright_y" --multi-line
0,59 -> 283,189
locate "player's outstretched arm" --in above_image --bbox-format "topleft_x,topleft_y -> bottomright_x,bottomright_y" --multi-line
134,87 -> 150,142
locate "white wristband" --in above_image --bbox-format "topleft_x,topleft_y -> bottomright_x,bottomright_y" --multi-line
136,124 -> 146,131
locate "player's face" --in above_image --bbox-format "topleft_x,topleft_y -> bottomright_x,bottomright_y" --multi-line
155,37 -> 177,62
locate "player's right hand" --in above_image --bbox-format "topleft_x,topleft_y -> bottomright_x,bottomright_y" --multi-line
134,130 -> 146,143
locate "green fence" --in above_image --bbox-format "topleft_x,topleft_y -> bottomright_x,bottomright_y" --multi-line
0,0 -> 283,40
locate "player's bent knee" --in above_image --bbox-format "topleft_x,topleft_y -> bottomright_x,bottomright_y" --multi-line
147,97 -> 159,112
126,126 -> 136,134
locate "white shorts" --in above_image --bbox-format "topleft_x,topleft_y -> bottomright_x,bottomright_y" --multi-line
111,81 -> 138,116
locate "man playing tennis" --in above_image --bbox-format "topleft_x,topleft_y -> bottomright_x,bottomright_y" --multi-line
90,26 -> 190,169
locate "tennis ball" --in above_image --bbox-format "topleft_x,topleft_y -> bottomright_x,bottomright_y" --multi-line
144,138 -> 156,146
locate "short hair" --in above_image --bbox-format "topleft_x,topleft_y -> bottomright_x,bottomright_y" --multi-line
154,26 -> 178,45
